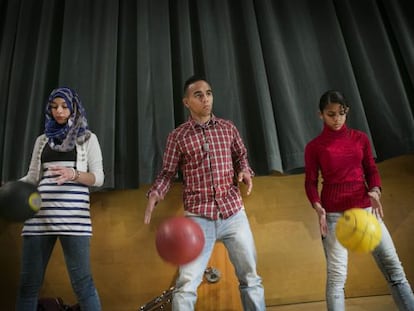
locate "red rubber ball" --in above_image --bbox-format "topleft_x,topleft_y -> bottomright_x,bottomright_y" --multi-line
155,216 -> 205,265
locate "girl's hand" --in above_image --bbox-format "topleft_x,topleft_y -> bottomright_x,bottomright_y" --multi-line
313,202 -> 328,238
48,166 -> 76,185
368,191 -> 384,219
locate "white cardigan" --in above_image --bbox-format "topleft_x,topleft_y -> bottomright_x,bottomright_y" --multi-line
21,133 -> 104,187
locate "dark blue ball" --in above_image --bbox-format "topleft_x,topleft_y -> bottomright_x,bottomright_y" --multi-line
0,181 -> 41,222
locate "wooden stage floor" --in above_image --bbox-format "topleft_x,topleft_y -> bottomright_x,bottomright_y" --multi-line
266,295 -> 396,311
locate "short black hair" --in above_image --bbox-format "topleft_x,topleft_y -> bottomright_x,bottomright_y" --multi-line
183,74 -> 209,95
319,90 -> 349,112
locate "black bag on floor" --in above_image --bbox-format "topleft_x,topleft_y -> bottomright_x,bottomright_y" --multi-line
37,297 -> 67,311
37,297 -> 80,311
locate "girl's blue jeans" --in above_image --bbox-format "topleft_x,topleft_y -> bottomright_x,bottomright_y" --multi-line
16,235 -> 101,311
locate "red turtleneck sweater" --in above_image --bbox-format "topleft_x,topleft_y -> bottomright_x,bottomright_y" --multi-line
304,124 -> 381,212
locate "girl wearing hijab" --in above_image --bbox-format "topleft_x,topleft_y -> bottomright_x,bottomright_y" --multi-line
17,87 -> 104,310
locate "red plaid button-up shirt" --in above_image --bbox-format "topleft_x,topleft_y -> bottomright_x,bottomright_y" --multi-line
148,115 -> 253,220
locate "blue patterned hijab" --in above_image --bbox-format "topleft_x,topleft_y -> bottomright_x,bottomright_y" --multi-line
44,87 -> 91,151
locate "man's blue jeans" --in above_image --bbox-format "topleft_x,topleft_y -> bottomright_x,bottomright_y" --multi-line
172,209 -> 266,311
323,208 -> 414,311
16,235 -> 101,311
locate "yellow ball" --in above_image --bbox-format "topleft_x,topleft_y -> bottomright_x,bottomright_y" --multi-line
335,208 -> 382,253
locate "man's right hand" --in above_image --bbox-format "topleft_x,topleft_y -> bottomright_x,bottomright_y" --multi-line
144,192 -> 160,224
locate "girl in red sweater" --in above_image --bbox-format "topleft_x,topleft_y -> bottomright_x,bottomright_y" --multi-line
304,90 -> 414,311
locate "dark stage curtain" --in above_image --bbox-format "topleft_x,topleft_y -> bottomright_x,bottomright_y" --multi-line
1,0 -> 413,190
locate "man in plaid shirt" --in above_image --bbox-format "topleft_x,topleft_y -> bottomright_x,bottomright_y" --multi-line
144,75 -> 265,310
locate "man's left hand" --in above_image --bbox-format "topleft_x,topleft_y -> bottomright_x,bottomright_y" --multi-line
238,171 -> 253,195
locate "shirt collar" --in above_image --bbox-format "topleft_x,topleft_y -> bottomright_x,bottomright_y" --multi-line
189,114 -> 217,129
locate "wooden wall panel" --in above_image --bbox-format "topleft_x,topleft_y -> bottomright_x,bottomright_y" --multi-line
197,242 -> 242,310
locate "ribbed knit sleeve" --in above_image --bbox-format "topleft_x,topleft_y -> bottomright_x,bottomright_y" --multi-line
361,133 -> 381,189
304,140 -> 321,206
